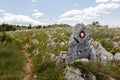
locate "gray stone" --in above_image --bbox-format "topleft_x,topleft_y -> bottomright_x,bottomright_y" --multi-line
88,74 -> 96,80
72,58 -> 89,63
90,46 -> 97,61
90,41 -> 113,63
113,42 -> 119,48
114,53 -> 120,61
67,24 -> 91,63
65,66 -> 84,80
56,51 -> 68,66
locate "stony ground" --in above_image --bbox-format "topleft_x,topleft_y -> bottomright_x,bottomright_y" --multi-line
0,27 -> 120,80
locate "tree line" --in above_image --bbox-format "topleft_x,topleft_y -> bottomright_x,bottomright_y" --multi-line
0,23 -> 71,32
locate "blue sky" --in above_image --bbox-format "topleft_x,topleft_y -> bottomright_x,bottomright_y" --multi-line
0,0 -> 120,27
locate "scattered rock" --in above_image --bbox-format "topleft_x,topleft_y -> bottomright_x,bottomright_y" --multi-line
88,74 -> 96,80
47,41 -> 56,47
50,54 -> 55,60
60,42 -> 65,47
113,42 -> 119,48
114,53 -> 120,61
72,58 -> 89,63
65,66 -> 84,80
31,39 -> 39,45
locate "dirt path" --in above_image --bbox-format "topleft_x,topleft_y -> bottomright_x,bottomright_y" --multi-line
22,45 -> 37,80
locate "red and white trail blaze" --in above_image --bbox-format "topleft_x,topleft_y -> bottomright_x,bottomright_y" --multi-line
79,31 -> 86,39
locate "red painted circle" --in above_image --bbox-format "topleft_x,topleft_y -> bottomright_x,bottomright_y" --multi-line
79,31 -> 86,39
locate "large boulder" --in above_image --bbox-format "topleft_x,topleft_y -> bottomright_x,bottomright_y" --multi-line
67,24 -> 91,63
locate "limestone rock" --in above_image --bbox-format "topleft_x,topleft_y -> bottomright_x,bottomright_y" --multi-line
88,74 -> 96,80
67,24 -> 91,63
113,42 -> 119,48
114,53 -> 120,61
90,46 -> 97,61
65,66 -> 84,80
56,51 -> 68,67
72,58 -> 89,63
90,41 -> 113,63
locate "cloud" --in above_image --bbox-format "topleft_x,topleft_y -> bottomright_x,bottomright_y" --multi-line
58,3 -> 120,25
32,9 -> 44,19
32,0 -> 38,3
112,0 -> 120,2
0,11 -> 46,25
96,0 -> 109,3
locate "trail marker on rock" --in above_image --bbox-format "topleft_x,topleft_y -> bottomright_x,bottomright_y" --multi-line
79,31 -> 86,39
67,24 -> 91,63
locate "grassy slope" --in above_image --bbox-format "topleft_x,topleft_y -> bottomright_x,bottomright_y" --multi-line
0,27 -> 120,79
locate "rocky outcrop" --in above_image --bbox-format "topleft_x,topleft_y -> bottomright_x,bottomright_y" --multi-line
57,24 -> 120,80
66,24 -> 114,64
67,24 -> 92,63
90,40 -> 114,64
65,66 -> 98,80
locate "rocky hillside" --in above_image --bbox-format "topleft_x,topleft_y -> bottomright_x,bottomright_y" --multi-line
0,26 -> 120,80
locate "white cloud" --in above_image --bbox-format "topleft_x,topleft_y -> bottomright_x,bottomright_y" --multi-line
58,3 -> 120,25
96,0 -> 109,3
32,9 -> 44,19
0,11 -> 46,25
112,0 -> 120,2
32,0 -> 38,3
60,10 -> 82,18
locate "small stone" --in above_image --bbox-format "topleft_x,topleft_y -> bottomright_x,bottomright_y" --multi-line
50,54 -> 55,61
73,58 -> 89,63
113,42 -> 119,48
88,74 -> 96,80
114,53 -> 120,61
60,42 -> 65,47
31,39 -> 39,44
65,66 -> 84,80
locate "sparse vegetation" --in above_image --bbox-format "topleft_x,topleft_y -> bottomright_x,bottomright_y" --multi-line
0,24 -> 120,79
72,61 -> 120,80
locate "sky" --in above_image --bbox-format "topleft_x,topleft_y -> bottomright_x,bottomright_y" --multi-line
0,0 -> 120,27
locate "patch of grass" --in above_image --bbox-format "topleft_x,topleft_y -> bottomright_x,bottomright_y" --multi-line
0,41 -> 25,80
33,55 -> 64,80
72,61 -> 120,80
99,38 -> 114,52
